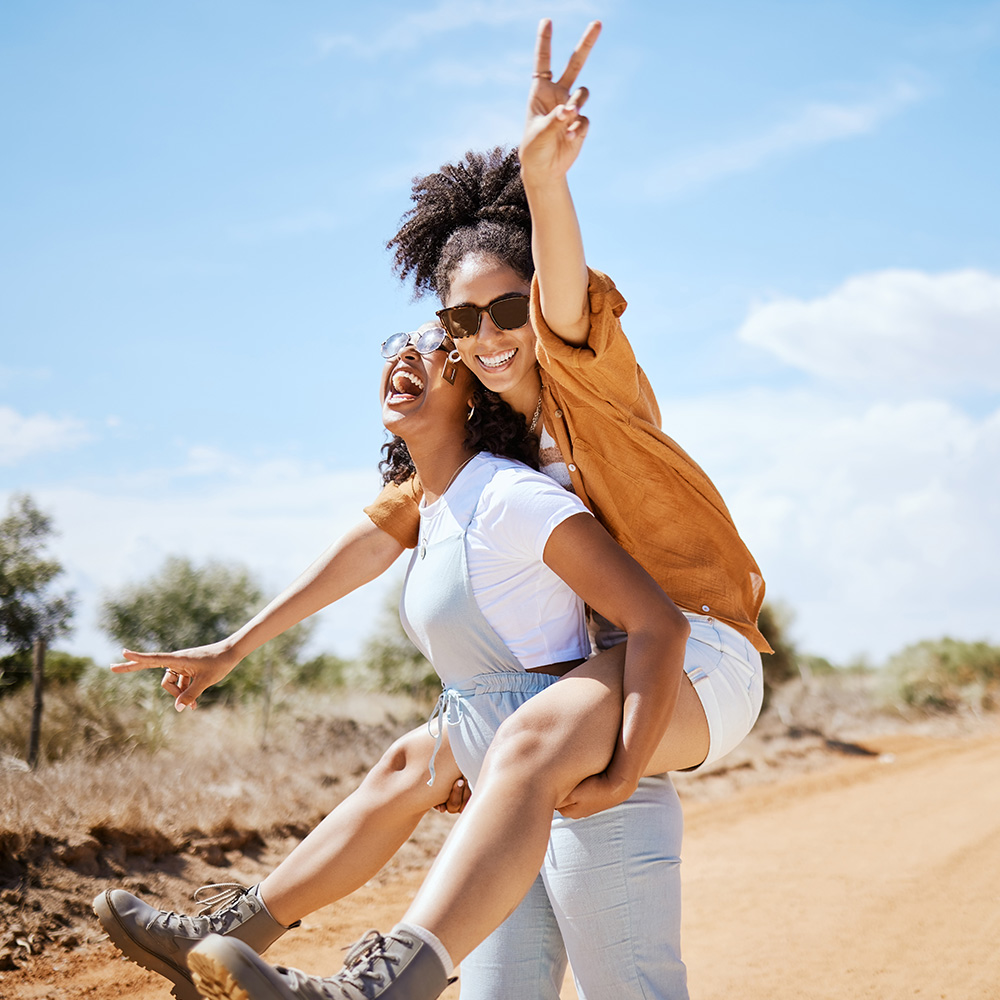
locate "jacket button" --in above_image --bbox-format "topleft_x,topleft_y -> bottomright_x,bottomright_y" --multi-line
554,409 -> 563,418
568,464 -> 577,472
701,605 -> 710,612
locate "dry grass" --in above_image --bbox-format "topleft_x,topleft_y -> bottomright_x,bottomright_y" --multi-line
0,684 -> 430,853
0,684 -> 440,971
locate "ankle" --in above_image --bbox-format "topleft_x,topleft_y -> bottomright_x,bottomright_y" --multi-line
394,922 -> 454,977
253,883 -> 298,930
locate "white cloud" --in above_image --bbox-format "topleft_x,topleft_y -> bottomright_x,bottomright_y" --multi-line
640,80 -> 921,198
738,269 -> 1000,390
0,406 -> 91,465
658,389 -> 1000,663
4,453 -> 401,666
318,0 -> 599,58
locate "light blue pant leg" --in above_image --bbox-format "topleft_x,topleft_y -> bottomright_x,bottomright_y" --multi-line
458,873 -> 567,1000
446,676 -> 685,999
542,775 -> 688,1000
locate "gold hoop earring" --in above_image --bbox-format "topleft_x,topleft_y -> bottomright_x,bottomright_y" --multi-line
466,403 -> 475,422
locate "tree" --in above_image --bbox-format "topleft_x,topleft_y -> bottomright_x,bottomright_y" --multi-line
100,556 -> 314,703
0,493 -> 75,766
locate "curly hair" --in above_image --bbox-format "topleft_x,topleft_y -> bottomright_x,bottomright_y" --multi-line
379,385 -> 539,487
387,147 -> 533,301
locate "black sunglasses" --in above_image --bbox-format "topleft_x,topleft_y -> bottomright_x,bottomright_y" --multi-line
435,293 -> 530,340
380,327 -> 452,360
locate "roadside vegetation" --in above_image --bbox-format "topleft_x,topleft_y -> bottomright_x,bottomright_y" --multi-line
1,492 -> 998,972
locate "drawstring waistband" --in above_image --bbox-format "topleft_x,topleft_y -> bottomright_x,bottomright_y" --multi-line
426,688 -> 465,786
424,671 -> 559,785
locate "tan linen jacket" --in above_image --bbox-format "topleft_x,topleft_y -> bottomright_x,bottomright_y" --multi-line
366,269 -> 770,653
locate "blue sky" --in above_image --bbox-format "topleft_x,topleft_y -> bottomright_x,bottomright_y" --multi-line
2,0 -> 998,668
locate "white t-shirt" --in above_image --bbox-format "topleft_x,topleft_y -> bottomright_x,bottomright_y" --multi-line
418,453 -> 592,669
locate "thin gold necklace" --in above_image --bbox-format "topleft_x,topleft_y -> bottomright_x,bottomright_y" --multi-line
440,455 -> 475,496
528,393 -> 543,434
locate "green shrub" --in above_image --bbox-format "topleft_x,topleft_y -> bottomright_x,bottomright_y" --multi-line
0,649 -> 94,694
885,637 -> 1000,713
757,601 -> 799,707
292,653 -> 351,689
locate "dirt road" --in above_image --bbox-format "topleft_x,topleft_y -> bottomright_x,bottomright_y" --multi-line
5,730 -> 999,999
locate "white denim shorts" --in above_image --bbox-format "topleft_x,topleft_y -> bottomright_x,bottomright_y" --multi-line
595,611 -> 764,771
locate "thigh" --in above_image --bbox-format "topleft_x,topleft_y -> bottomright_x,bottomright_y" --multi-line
458,874 -> 567,1000
542,775 -> 688,1000
581,641 -> 711,774
485,661 -> 627,800
486,646 -> 704,798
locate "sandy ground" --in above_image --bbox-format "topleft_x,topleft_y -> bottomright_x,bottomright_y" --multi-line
4,727 -> 999,1000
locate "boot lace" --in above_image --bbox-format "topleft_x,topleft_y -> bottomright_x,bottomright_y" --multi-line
268,930 -> 416,1000
340,930 -> 417,998
151,882 -> 252,938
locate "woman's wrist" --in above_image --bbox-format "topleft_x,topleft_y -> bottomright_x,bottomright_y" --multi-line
606,751 -> 642,797
219,632 -> 249,669
521,170 -> 571,205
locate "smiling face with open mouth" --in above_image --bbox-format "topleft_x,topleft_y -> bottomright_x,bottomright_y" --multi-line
386,363 -> 426,403
444,255 -> 540,409
380,323 -> 474,442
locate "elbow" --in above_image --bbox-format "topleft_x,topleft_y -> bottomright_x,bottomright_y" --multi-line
663,600 -> 691,649
622,590 -> 690,651
651,590 -> 691,651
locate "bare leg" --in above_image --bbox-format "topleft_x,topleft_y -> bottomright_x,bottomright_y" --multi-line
403,641 -> 708,964
259,725 -> 462,927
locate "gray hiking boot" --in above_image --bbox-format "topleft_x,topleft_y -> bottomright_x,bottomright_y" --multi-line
94,882 -> 296,1000
187,927 -> 453,1000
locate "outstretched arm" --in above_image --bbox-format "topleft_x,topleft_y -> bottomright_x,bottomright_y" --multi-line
519,18 -> 601,346
111,517 -> 404,710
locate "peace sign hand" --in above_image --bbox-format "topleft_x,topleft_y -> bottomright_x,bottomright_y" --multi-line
520,19 -> 602,184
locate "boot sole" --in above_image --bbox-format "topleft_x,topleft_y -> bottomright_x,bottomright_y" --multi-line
189,947 -> 254,1000
93,890 -> 199,1000
189,936 -> 298,1000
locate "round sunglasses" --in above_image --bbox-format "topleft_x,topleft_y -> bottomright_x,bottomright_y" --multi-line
380,327 -> 451,360
435,293 -> 530,340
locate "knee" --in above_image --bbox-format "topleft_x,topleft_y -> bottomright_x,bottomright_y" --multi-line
482,710 -> 561,784
365,729 -> 432,797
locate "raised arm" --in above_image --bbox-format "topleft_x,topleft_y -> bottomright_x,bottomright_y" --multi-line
111,517 -> 404,711
519,18 -> 601,346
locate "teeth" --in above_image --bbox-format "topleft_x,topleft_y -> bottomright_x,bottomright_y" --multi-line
391,370 -> 424,395
478,348 -> 516,369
